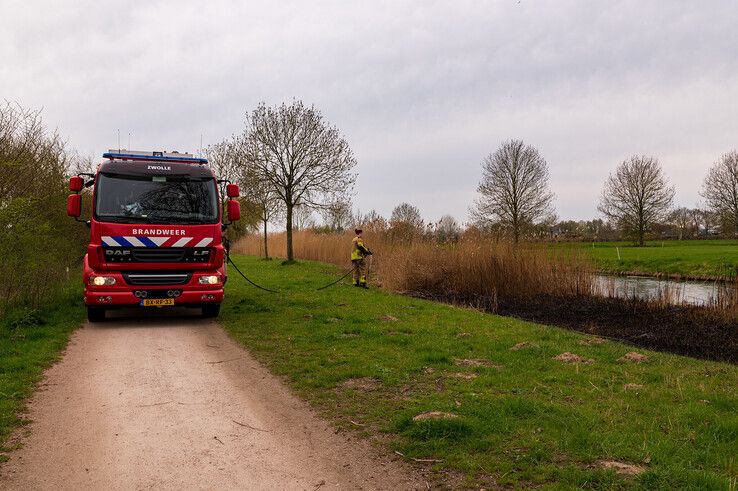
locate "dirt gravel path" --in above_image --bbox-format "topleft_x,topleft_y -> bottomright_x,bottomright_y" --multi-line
0,310 -> 423,490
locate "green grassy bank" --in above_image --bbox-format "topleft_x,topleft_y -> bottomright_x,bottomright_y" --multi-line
220,256 -> 738,489
554,239 -> 738,279
0,286 -> 84,460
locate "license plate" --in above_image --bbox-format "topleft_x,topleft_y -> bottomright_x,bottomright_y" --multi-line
141,298 -> 175,307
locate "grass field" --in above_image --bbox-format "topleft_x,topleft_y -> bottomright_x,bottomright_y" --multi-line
554,239 -> 738,278
221,256 -> 738,489
0,285 -> 84,460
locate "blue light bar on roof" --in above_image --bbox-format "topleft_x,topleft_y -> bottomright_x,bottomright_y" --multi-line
102,151 -> 208,165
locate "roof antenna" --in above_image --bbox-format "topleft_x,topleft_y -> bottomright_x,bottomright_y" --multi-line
117,129 -> 120,152
128,132 -> 131,150
199,133 -> 203,158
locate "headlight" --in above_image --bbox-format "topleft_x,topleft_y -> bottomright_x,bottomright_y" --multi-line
198,275 -> 220,285
90,276 -> 116,286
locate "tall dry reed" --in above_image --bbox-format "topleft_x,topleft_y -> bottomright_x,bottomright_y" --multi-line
711,281 -> 738,318
234,230 -> 593,303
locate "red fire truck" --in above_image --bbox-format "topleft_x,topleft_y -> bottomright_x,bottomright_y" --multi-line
66,150 -> 241,322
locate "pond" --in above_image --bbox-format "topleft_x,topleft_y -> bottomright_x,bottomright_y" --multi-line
593,275 -> 728,306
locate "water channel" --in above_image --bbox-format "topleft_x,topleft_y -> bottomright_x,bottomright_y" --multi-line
593,274 -> 729,306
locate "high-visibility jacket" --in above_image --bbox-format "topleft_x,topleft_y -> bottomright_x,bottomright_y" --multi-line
351,236 -> 369,260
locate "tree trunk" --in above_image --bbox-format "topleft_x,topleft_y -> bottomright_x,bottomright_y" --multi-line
286,203 -> 294,261
262,217 -> 269,259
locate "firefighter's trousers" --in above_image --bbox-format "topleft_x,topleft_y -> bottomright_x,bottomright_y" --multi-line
352,258 -> 366,285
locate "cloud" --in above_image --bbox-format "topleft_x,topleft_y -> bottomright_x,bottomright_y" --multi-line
2,0 -> 737,222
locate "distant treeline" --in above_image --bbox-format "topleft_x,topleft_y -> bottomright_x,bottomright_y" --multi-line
257,201 -> 730,245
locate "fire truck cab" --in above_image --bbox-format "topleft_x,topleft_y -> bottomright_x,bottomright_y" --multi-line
66,150 -> 241,322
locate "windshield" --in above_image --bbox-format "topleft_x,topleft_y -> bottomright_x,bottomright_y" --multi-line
94,173 -> 219,224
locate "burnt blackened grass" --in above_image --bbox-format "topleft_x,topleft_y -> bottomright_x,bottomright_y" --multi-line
412,291 -> 738,364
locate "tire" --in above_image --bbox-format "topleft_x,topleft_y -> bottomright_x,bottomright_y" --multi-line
87,307 -> 106,322
202,304 -> 221,318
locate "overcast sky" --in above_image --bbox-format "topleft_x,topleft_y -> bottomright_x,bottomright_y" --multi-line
2,1 -> 737,223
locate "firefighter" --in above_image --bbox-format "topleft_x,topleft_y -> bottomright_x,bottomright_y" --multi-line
351,228 -> 372,288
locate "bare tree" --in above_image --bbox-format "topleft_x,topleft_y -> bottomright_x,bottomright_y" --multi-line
669,207 -> 692,240
390,202 -> 423,228
700,208 -> 718,236
292,204 -> 317,231
471,139 -> 555,243
389,202 -> 424,240
435,214 -> 462,243
361,209 -> 384,223
554,220 -> 583,239
205,139 -> 260,244
688,208 -> 703,236
240,101 -> 357,261
701,151 -> 738,234
598,155 -> 675,246
583,219 -> 607,241
205,140 -> 240,205
240,159 -> 282,259
354,209 -> 387,232
320,198 -> 353,232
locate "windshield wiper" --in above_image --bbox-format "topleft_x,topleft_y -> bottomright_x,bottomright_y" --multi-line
146,216 -> 211,225
97,216 -> 150,223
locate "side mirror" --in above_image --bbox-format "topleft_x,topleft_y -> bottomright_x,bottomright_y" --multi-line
67,194 -> 82,218
226,183 -> 240,198
227,200 -> 241,222
69,176 -> 83,192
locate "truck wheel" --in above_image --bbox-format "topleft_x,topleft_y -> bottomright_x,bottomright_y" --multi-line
87,307 -> 106,322
202,304 -> 221,318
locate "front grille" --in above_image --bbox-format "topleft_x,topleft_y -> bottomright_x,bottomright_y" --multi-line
104,247 -> 212,263
133,248 -> 186,262
123,272 -> 192,285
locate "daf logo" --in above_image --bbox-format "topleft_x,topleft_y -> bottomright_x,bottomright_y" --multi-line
147,165 -> 171,171
106,249 -> 131,256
